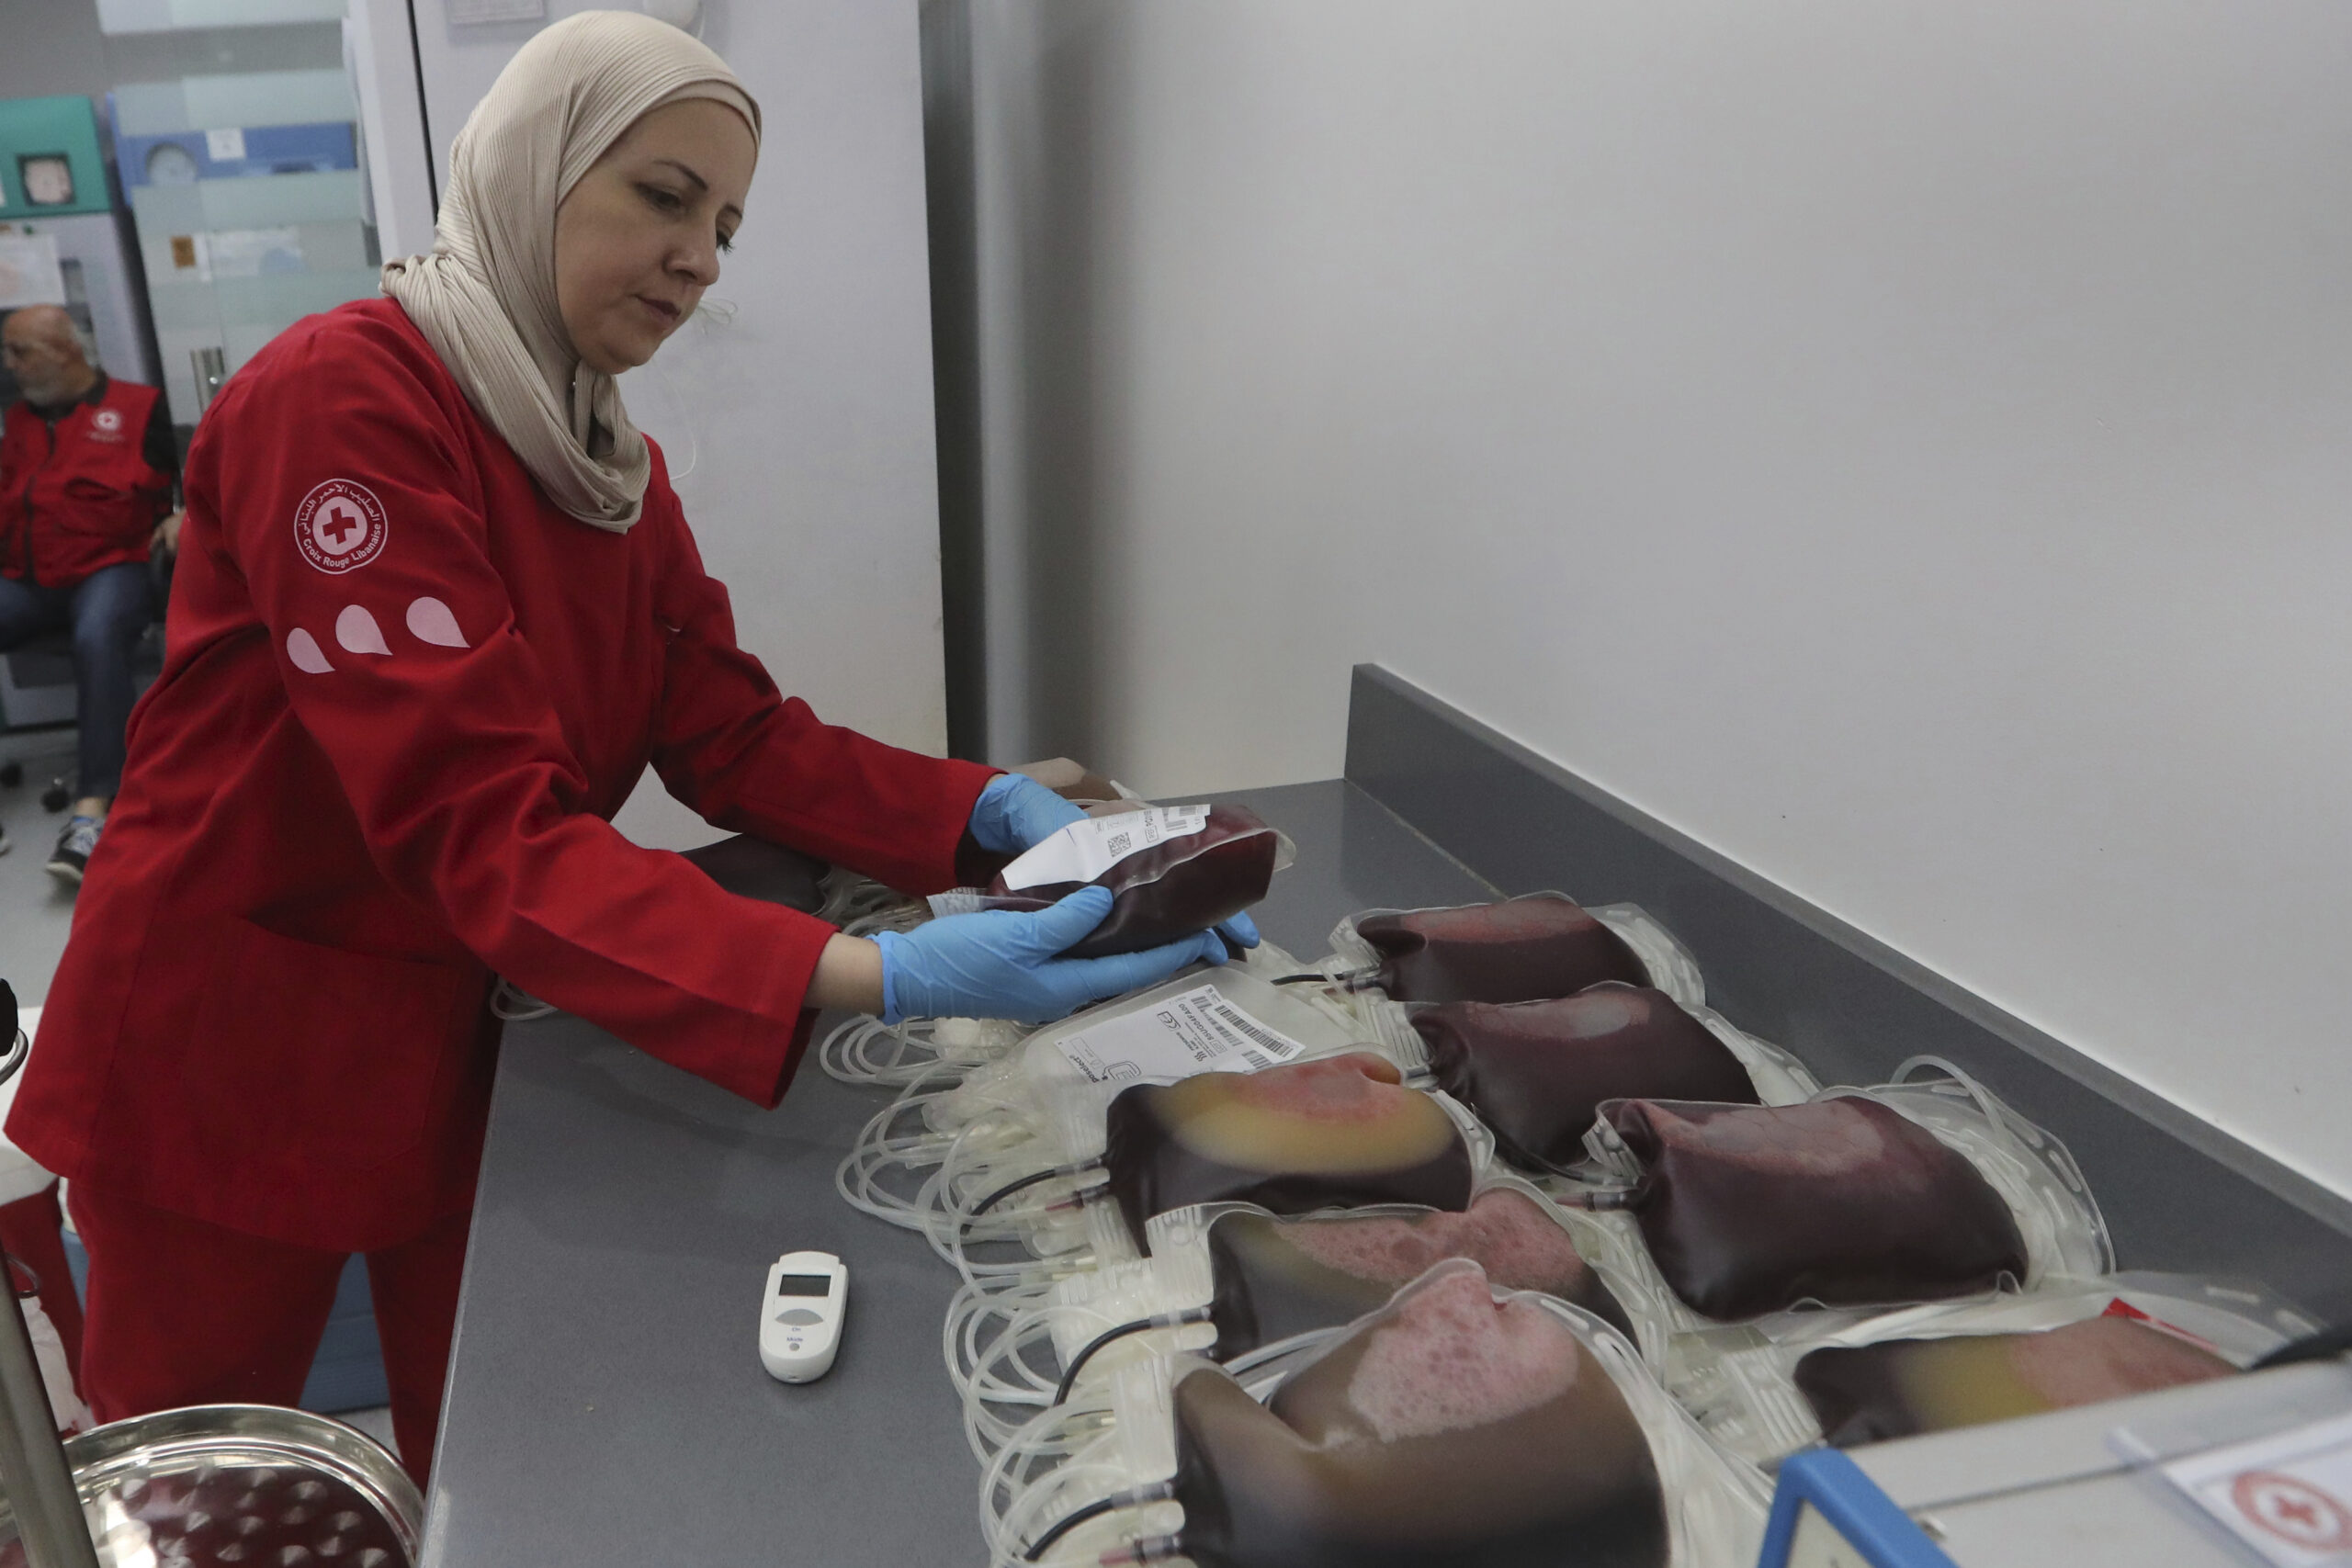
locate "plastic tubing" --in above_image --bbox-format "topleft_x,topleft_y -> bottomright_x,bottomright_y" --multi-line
980,1404 -> 1121,1560
1053,1311 -> 1210,1406
946,1276 -> 1061,1398
1021,1483 -> 1175,1562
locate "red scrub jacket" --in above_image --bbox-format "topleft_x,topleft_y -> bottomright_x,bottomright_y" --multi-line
6,299 -> 995,1253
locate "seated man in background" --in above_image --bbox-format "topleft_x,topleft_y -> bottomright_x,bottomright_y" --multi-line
0,306 -> 178,882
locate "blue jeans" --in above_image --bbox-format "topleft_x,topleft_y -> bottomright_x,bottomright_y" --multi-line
0,561 -> 154,801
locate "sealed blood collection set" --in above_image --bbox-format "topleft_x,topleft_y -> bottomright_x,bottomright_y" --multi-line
817,804 -> 2309,1567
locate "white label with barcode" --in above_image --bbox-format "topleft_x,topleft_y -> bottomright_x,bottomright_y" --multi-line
1000,806 -> 1210,891
1056,985 -> 1307,1084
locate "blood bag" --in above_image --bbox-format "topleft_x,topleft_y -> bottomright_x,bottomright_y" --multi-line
1100,1054 -> 1478,1254
1799,1315 -> 2235,1446
1401,986 -> 1770,1174
1170,1265 -> 1671,1567
1345,892 -> 1650,1005
947,1181 -> 1671,1461
980,1261 -> 1770,1567
1599,1096 -> 2030,1321
836,965 -> 1384,1253
678,833 -> 829,912
986,805 -> 1291,958
1200,1188 -> 1635,1356
1666,1275 -> 2312,1464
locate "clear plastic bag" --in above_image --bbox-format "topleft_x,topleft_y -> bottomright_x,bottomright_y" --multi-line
1668,1273 -> 2319,1465
1580,1063 -> 2111,1326
981,1260 -> 1771,1568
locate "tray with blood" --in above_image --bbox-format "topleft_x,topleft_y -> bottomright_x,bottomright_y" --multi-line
0,1461 -> 408,1567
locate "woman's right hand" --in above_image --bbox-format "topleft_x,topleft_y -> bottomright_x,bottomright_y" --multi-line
870,886 -> 1226,1025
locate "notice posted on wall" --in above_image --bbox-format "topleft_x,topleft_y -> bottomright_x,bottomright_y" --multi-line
2161,1410 -> 2352,1565
1055,984 -> 1307,1084
0,234 -> 67,311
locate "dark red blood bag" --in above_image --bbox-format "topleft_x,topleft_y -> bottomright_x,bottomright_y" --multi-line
680,834 -> 829,913
1203,1189 -> 1633,1359
988,805 -> 1283,959
1412,984 -> 1758,1173
1170,1265 -> 1668,1567
1100,1054 -> 1475,1254
1353,893 -> 1647,1004
1604,1097 -> 2029,1320
1794,1315 -> 2233,1448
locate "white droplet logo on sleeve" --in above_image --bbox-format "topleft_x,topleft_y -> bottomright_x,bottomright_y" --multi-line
335,605 -> 390,655
406,597 -> 468,648
286,628 -> 334,673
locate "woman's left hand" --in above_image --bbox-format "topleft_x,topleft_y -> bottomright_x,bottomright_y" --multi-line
967,772 -> 1086,856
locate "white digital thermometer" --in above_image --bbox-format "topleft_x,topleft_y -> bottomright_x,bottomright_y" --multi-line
760,1251 -> 847,1383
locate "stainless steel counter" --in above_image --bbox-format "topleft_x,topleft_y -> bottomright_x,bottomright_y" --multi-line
421,779 -> 1492,1567
421,668 -> 2352,1563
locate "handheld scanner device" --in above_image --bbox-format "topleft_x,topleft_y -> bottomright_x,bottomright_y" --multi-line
760,1251 -> 848,1383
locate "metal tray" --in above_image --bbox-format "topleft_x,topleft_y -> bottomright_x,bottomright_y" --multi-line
0,1404 -> 422,1566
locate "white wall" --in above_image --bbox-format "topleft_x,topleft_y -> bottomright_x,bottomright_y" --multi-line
959,1 -> 2352,1198
0,1 -> 112,106
406,0 -> 951,848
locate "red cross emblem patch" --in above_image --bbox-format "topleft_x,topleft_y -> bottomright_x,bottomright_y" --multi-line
294,479 -> 389,574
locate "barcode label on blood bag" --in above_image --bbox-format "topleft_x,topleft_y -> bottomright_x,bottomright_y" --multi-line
1056,984 -> 1308,1084
999,806 -> 1210,890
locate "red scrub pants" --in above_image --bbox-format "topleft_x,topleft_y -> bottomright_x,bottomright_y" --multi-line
67,1184 -> 468,1485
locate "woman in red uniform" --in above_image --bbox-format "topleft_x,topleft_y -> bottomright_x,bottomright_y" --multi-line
4,13 -> 1234,1480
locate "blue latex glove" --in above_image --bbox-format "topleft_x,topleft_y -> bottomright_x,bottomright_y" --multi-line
875,885 -> 1227,1025
1216,909 -> 1261,952
967,772 -> 1088,857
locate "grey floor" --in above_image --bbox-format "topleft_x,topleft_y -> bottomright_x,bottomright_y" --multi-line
0,727 -> 83,1005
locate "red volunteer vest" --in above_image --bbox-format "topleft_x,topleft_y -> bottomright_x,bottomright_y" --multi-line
1,378 -> 171,587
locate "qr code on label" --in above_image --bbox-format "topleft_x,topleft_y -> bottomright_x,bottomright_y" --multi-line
1105,831 -> 1133,856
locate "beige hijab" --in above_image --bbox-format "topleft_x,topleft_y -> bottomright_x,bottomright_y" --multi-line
381,12 -> 760,532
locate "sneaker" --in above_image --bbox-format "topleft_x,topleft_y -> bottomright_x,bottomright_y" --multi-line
46,816 -> 99,886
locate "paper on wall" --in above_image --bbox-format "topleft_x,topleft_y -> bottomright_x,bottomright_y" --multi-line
0,235 -> 67,311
